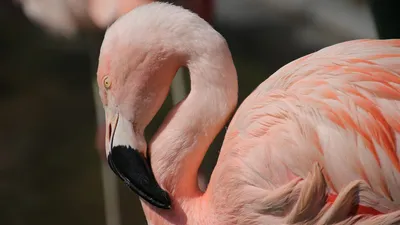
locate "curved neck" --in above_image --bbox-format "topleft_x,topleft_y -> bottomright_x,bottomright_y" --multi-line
148,38 -> 238,208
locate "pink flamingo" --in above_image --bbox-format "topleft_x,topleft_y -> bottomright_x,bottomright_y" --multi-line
14,0 -> 152,35
97,2 -> 400,224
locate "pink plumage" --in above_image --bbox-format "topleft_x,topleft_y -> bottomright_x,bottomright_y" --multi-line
97,2 -> 400,224
211,39 -> 400,216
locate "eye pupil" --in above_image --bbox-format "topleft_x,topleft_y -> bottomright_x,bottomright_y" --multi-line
104,76 -> 111,89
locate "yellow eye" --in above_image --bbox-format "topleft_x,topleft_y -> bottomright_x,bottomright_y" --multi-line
103,76 -> 111,89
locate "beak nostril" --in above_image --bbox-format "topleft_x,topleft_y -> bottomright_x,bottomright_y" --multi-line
108,123 -> 112,140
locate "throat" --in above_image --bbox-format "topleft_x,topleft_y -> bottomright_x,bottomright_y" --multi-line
149,93 -> 221,198
147,37 -> 238,220
150,86 -> 237,198
150,62 -> 237,199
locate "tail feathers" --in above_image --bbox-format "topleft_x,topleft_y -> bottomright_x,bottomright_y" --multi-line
316,180 -> 382,224
351,211 -> 400,225
285,163 -> 328,223
259,163 -> 400,224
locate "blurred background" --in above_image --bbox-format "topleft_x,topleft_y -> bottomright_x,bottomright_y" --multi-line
1,0 -> 399,224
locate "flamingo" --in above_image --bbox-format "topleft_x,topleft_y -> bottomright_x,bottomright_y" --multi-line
97,2 -> 400,224
14,0 -> 153,35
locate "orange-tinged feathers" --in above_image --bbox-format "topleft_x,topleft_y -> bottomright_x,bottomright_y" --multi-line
327,194 -> 383,215
211,40 -> 400,221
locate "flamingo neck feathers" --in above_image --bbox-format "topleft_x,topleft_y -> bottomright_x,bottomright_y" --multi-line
146,28 -> 238,223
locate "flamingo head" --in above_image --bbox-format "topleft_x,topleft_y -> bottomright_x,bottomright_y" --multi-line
95,4 -> 191,209
97,44 -> 179,208
97,47 -> 178,208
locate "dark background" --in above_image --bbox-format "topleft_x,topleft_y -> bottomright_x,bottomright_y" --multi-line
0,0 -> 398,224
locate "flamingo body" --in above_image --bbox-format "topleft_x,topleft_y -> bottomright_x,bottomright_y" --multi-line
209,39 -> 400,220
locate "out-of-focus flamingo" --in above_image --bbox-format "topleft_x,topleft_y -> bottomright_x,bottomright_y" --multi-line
14,0 -> 212,38
97,2 -> 400,224
14,0 -> 152,36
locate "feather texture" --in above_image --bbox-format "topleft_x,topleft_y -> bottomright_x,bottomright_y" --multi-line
209,39 -> 400,224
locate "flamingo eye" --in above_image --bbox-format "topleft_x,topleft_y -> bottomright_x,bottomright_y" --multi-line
103,76 -> 111,89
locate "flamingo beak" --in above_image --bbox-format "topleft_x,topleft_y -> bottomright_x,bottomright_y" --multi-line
105,109 -> 171,209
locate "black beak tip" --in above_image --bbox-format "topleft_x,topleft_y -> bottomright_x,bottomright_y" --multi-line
107,145 -> 172,210
152,193 -> 171,209
143,185 -> 171,209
